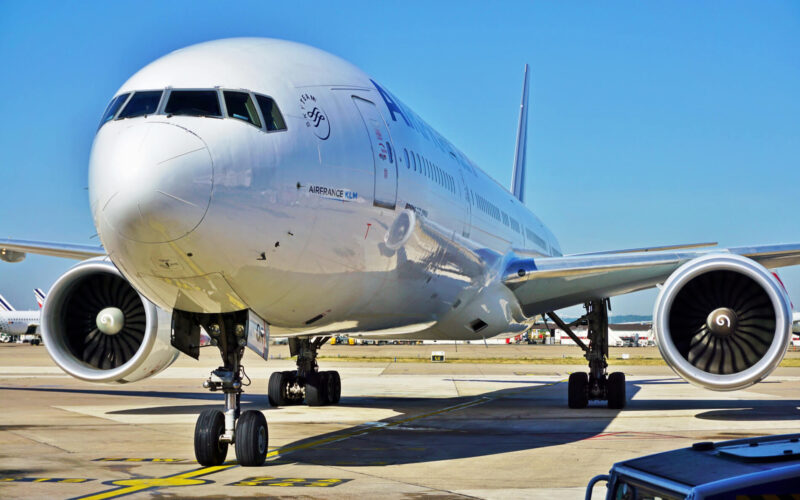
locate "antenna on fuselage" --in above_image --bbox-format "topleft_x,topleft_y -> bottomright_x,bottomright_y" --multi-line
510,64 -> 530,203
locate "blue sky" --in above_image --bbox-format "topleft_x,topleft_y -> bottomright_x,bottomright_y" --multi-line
0,1 -> 798,315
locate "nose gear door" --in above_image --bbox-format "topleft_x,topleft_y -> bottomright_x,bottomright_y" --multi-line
352,97 -> 397,210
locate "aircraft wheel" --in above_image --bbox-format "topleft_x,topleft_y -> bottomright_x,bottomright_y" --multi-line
326,371 -> 341,405
282,371 -> 303,405
305,373 -> 327,406
607,372 -> 626,409
194,409 -> 228,466
568,372 -> 589,409
235,410 -> 268,466
268,371 -> 288,407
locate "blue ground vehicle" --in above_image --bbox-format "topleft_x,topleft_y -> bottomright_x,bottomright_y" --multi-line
586,433 -> 800,499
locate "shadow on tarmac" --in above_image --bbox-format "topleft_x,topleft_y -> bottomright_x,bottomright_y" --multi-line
2,379 -> 799,466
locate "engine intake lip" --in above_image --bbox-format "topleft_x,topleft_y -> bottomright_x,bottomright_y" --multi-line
42,258 -> 159,383
654,253 -> 792,391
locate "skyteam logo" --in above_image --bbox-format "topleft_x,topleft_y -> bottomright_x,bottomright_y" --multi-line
299,93 -> 330,140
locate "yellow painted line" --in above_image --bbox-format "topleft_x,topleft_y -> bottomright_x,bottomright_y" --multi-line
77,377 -> 564,499
0,477 -> 93,483
73,465 -> 235,500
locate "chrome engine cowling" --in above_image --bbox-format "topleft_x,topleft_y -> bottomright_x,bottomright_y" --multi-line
654,254 -> 792,391
42,258 -> 179,383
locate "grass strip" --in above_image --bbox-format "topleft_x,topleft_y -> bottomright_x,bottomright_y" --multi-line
317,356 -> 800,367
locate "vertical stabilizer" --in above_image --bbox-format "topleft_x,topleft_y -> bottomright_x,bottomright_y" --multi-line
0,294 -> 15,312
510,64 -> 530,203
34,288 -> 46,309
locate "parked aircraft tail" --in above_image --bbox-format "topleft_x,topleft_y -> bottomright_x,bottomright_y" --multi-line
0,294 -> 15,312
34,288 -> 46,309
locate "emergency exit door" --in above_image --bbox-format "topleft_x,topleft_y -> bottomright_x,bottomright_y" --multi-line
352,97 -> 397,210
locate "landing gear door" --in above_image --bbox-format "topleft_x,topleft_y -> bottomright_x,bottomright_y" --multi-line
352,97 -> 397,210
245,310 -> 270,361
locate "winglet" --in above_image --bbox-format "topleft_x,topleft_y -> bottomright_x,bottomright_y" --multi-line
510,64 -> 530,203
34,288 -> 46,309
0,294 -> 15,312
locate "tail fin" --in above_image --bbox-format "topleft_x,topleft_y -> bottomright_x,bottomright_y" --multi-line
34,288 -> 46,309
0,294 -> 15,312
510,64 -> 530,203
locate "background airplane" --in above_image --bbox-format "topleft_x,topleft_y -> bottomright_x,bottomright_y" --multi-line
0,289 -> 46,344
1,38 -> 799,468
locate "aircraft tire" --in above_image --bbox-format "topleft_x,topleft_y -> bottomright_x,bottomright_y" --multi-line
326,371 -> 341,405
305,373 -> 327,406
268,371 -> 288,407
281,371 -> 303,405
607,372 -> 626,409
194,409 -> 228,466
568,372 -> 589,409
235,410 -> 268,466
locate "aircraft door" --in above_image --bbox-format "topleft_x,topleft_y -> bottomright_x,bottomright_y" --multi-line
352,97 -> 397,210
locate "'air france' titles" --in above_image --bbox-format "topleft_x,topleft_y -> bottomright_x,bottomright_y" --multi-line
308,185 -> 358,202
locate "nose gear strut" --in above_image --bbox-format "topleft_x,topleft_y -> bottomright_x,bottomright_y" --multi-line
194,314 -> 268,466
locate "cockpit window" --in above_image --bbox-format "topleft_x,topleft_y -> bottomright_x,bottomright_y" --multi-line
117,91 -> 162,119
98,93 -> 130,128
224,91 -> 261,128
255,95 -> 287,131
165,90 -> 222,117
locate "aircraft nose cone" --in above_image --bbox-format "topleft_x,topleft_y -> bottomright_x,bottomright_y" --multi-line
96,122 -> 213,243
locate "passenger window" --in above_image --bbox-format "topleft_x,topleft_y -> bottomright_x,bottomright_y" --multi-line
404,149 -> 410,169
224,91 -> 261,128
414,153 -> 421,173
165,90 -> 222,117
255,95 -> 287,131
99,93 -> 130,128
117,91 -> 162,119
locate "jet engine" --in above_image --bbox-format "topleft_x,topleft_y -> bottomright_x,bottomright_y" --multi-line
653,254 -> 792,391
42,258 -> 179,383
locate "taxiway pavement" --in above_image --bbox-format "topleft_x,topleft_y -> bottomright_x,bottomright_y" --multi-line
2,343 -> 799,499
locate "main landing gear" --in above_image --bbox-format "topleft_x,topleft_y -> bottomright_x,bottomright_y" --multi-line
268,337 -> 341,407
547,299 -> 626,410
195,316 -> 268,467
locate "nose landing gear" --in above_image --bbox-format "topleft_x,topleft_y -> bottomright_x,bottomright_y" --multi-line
268,337 -> 341,407
194,318 -> 268,466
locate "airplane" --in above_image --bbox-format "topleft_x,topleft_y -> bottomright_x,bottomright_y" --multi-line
0,290 -> 46,344
2,37 -> 800,467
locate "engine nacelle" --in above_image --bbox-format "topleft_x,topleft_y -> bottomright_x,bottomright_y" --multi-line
654,254 -> 792,391
42,258 -> 179,383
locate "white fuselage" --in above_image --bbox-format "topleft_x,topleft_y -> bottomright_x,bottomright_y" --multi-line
0,310 -> 40,336
90,38 -> 560,340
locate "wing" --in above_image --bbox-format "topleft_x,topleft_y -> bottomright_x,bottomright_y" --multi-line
0,238 -> 105,261
504,243 -> 800,316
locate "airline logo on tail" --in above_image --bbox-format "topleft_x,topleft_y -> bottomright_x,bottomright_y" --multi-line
34,288 -> 46,309
0,294 -> 14,312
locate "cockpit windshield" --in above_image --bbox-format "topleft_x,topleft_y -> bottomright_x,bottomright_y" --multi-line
255,95 -> 286,131
117,91 -> 163,119
98,87 -> 287,133
165,90 -> 222,118
224,91 -> 261,128
98,93 -> 130,128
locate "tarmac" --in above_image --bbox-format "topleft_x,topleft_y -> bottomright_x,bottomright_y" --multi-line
2,342 -> 800,499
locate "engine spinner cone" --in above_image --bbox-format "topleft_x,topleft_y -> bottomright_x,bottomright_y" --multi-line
706,307 -> 738,338
96,307 -> 125,335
